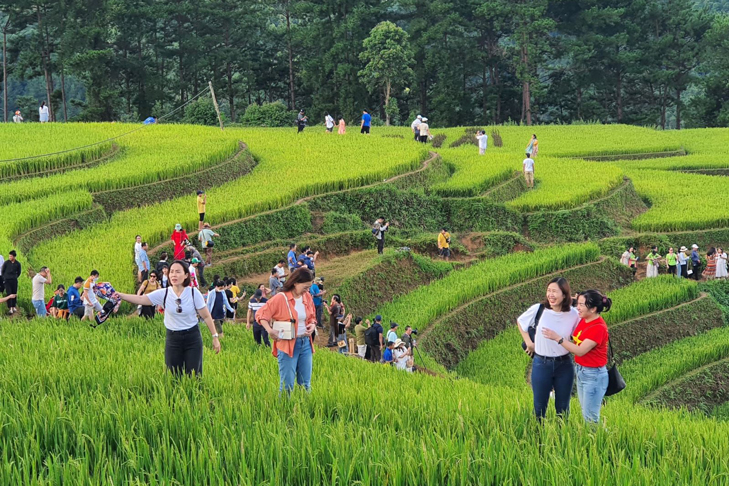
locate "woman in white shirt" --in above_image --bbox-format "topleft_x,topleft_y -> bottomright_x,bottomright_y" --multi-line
717,247 -> 728,279
118,260 -> 221,377
517,277 -> 579,420
39,102 -> 50,123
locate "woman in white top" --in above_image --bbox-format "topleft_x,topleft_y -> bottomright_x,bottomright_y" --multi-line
517,277 -> 580,420
118,260 -> 221,377
717,247 -> 728,279
393,339 -> 413,372
39,102 -> 50,123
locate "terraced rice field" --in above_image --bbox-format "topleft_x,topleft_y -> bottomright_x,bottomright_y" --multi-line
3,123 -> 729,484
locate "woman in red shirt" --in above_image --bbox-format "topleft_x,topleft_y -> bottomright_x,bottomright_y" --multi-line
170,224 -> 189,260
542,289 -> 611,423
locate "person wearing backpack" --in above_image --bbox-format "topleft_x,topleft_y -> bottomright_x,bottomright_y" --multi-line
372,218 -> 389,255
117,260 -> 221,377
542,290 -> 611,424
517,277 -> 579,421
366,315 -> 384,362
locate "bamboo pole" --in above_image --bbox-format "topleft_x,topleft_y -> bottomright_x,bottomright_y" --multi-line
209,81 -> 224,131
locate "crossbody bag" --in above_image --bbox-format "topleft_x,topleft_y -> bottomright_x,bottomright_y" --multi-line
272,293 -> 297,340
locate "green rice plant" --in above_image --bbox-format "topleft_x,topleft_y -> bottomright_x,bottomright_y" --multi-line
375,243 -> 600,333
506,157 -> 625,212
4,318 -> 729,484
0,124 -> 241,205
27,129 -> 428,294
627,169 -> 729,231
604,276 -> 698,325
431,146 -> 517,197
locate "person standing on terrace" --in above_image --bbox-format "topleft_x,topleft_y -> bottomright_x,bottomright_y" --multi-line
526,134 -> 539,157
171,224 -> 189,261
196,190 -> 206,231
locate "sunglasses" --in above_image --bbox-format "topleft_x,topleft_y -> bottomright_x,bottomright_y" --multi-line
175,298 -> 183,314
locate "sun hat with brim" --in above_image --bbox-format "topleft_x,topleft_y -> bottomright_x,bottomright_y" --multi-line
422,117 -> 428,121
175,224 -> 182,231
692,244 -> 699,249
314,277 -> 323,284
393,339 -> 405,348
680,246 -> 688,252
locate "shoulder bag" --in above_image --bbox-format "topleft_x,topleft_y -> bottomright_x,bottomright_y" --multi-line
521,304 -> 545,358
272,293 -> 297,340
604,339 -> 626,396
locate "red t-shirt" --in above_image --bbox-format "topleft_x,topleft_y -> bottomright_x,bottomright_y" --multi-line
572,316 -> 609,367
171,230 -> 189,260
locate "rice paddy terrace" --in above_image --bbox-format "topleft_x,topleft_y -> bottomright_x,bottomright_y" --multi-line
2,123 -> 729,484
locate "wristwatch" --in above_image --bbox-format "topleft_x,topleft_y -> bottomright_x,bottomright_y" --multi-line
212,333 -> 219,339
557,338 -> 564,345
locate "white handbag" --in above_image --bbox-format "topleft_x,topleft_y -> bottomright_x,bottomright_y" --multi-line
272,293 -> 296,340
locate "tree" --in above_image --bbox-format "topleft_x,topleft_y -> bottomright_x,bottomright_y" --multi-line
359,21 -> 414,126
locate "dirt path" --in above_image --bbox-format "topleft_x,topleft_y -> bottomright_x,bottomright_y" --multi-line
147,151 -> 438,258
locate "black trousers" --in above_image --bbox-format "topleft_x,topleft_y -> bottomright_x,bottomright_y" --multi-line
72,307 -> 85,319
377,238 -> 385,254
680,265 -> 688,278
692,263 -> 701,280
368,345 -> 382,363
140,305 -> 156,319
4,278 -> 17,308
165,325 -> 203,377
252,322 -> 270,347
0,274 -> 4,293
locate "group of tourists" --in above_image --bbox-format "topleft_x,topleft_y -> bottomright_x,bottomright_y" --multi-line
10,101 -> 50,123
298,109 -> 373,135
621,244 -> 728,280
410,115 -> 432,143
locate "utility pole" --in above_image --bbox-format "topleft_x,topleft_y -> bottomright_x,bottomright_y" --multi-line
209,81 -> 224,131
2,15 -> 10,123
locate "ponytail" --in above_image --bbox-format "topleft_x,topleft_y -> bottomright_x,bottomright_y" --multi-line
580,289 -> 612,314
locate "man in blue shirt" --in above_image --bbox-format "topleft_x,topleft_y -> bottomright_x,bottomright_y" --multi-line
360,109 -> 371,135
287,243 -> 297,273
67,277 -> 85,319
136,242 -> 150,283
691,244 -> 701,281
310,277 -> 326,328
383,341 -> 395,365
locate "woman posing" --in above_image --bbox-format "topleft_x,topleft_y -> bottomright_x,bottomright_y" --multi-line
256,268 -> 318,394
716,247 -> 728,279
542,290 -> 611,424
526,134 -> 539,157
119,260 -> 221,376
136,270 -> 161,319
665,247 -> 678,277
517,277 -> 580,420
646,247 -> 661,278
704,247 -> 717,280
677,246 -> 689,279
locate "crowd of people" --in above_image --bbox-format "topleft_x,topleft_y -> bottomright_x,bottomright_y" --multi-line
297,109 -> 372,135
620,244 -> 728,280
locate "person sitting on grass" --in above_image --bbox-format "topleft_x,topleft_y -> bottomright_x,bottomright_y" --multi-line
51,285 -> 69,319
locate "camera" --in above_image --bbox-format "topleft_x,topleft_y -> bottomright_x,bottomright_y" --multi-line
411,328 -> 419,335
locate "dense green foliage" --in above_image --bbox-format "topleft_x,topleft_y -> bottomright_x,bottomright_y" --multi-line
3,1 -> 729,128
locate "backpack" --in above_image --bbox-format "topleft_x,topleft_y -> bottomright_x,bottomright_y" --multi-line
371,227 -> 378,236
365,325 -> 380,346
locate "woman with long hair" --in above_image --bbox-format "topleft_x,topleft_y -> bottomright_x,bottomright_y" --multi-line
517,277 -> 580,420
542,290 -> 611,424
704,247 -> 717,280
526,134 -> 539,157
716,247 -> 728,279
255,268 -> 317,393
136,270 -> 161,319
118,260 -> 221,376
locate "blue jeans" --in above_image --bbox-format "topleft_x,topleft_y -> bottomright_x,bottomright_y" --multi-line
531,355 -> 574,419
32,300 -> 47,317
576,364 -> 609,423
277,337 -> 313,394
337,332 -> 348,354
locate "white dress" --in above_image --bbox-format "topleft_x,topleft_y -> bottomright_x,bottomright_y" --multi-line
646,255 -> 659,278
717,253 -> 728,278
39,106 -> 49,123
620,251 -> 630,266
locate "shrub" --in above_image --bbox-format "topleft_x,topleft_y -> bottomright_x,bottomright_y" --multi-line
240,101 -> 296,127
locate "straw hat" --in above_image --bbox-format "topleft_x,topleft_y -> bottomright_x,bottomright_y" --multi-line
393,339 -> 405,348
680,246 -> 688,252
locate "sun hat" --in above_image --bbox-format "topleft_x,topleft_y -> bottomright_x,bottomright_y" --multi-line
313,277 -> 323,284
692,244 -> 699,249
417,115 -> 422,119
680,246 -> 688,252
422,117 -> 428,121
393,339 -> 405,348
175,223 -> 182,231
203,222 -> 211,228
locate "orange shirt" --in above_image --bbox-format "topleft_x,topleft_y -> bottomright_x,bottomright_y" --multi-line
255,291 -> 317,358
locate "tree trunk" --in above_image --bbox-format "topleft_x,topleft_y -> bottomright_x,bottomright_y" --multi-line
576,87 -> 582,120
36,6 -> 54,122
225,25 -> 235,122
520,37 -> 532,126
285,1 -> 296,110
60,64 -> 68,122
384,79 -> 391,126
2,16 -> 8,123
616,71 -> 623,123
675,87 -> 682,130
